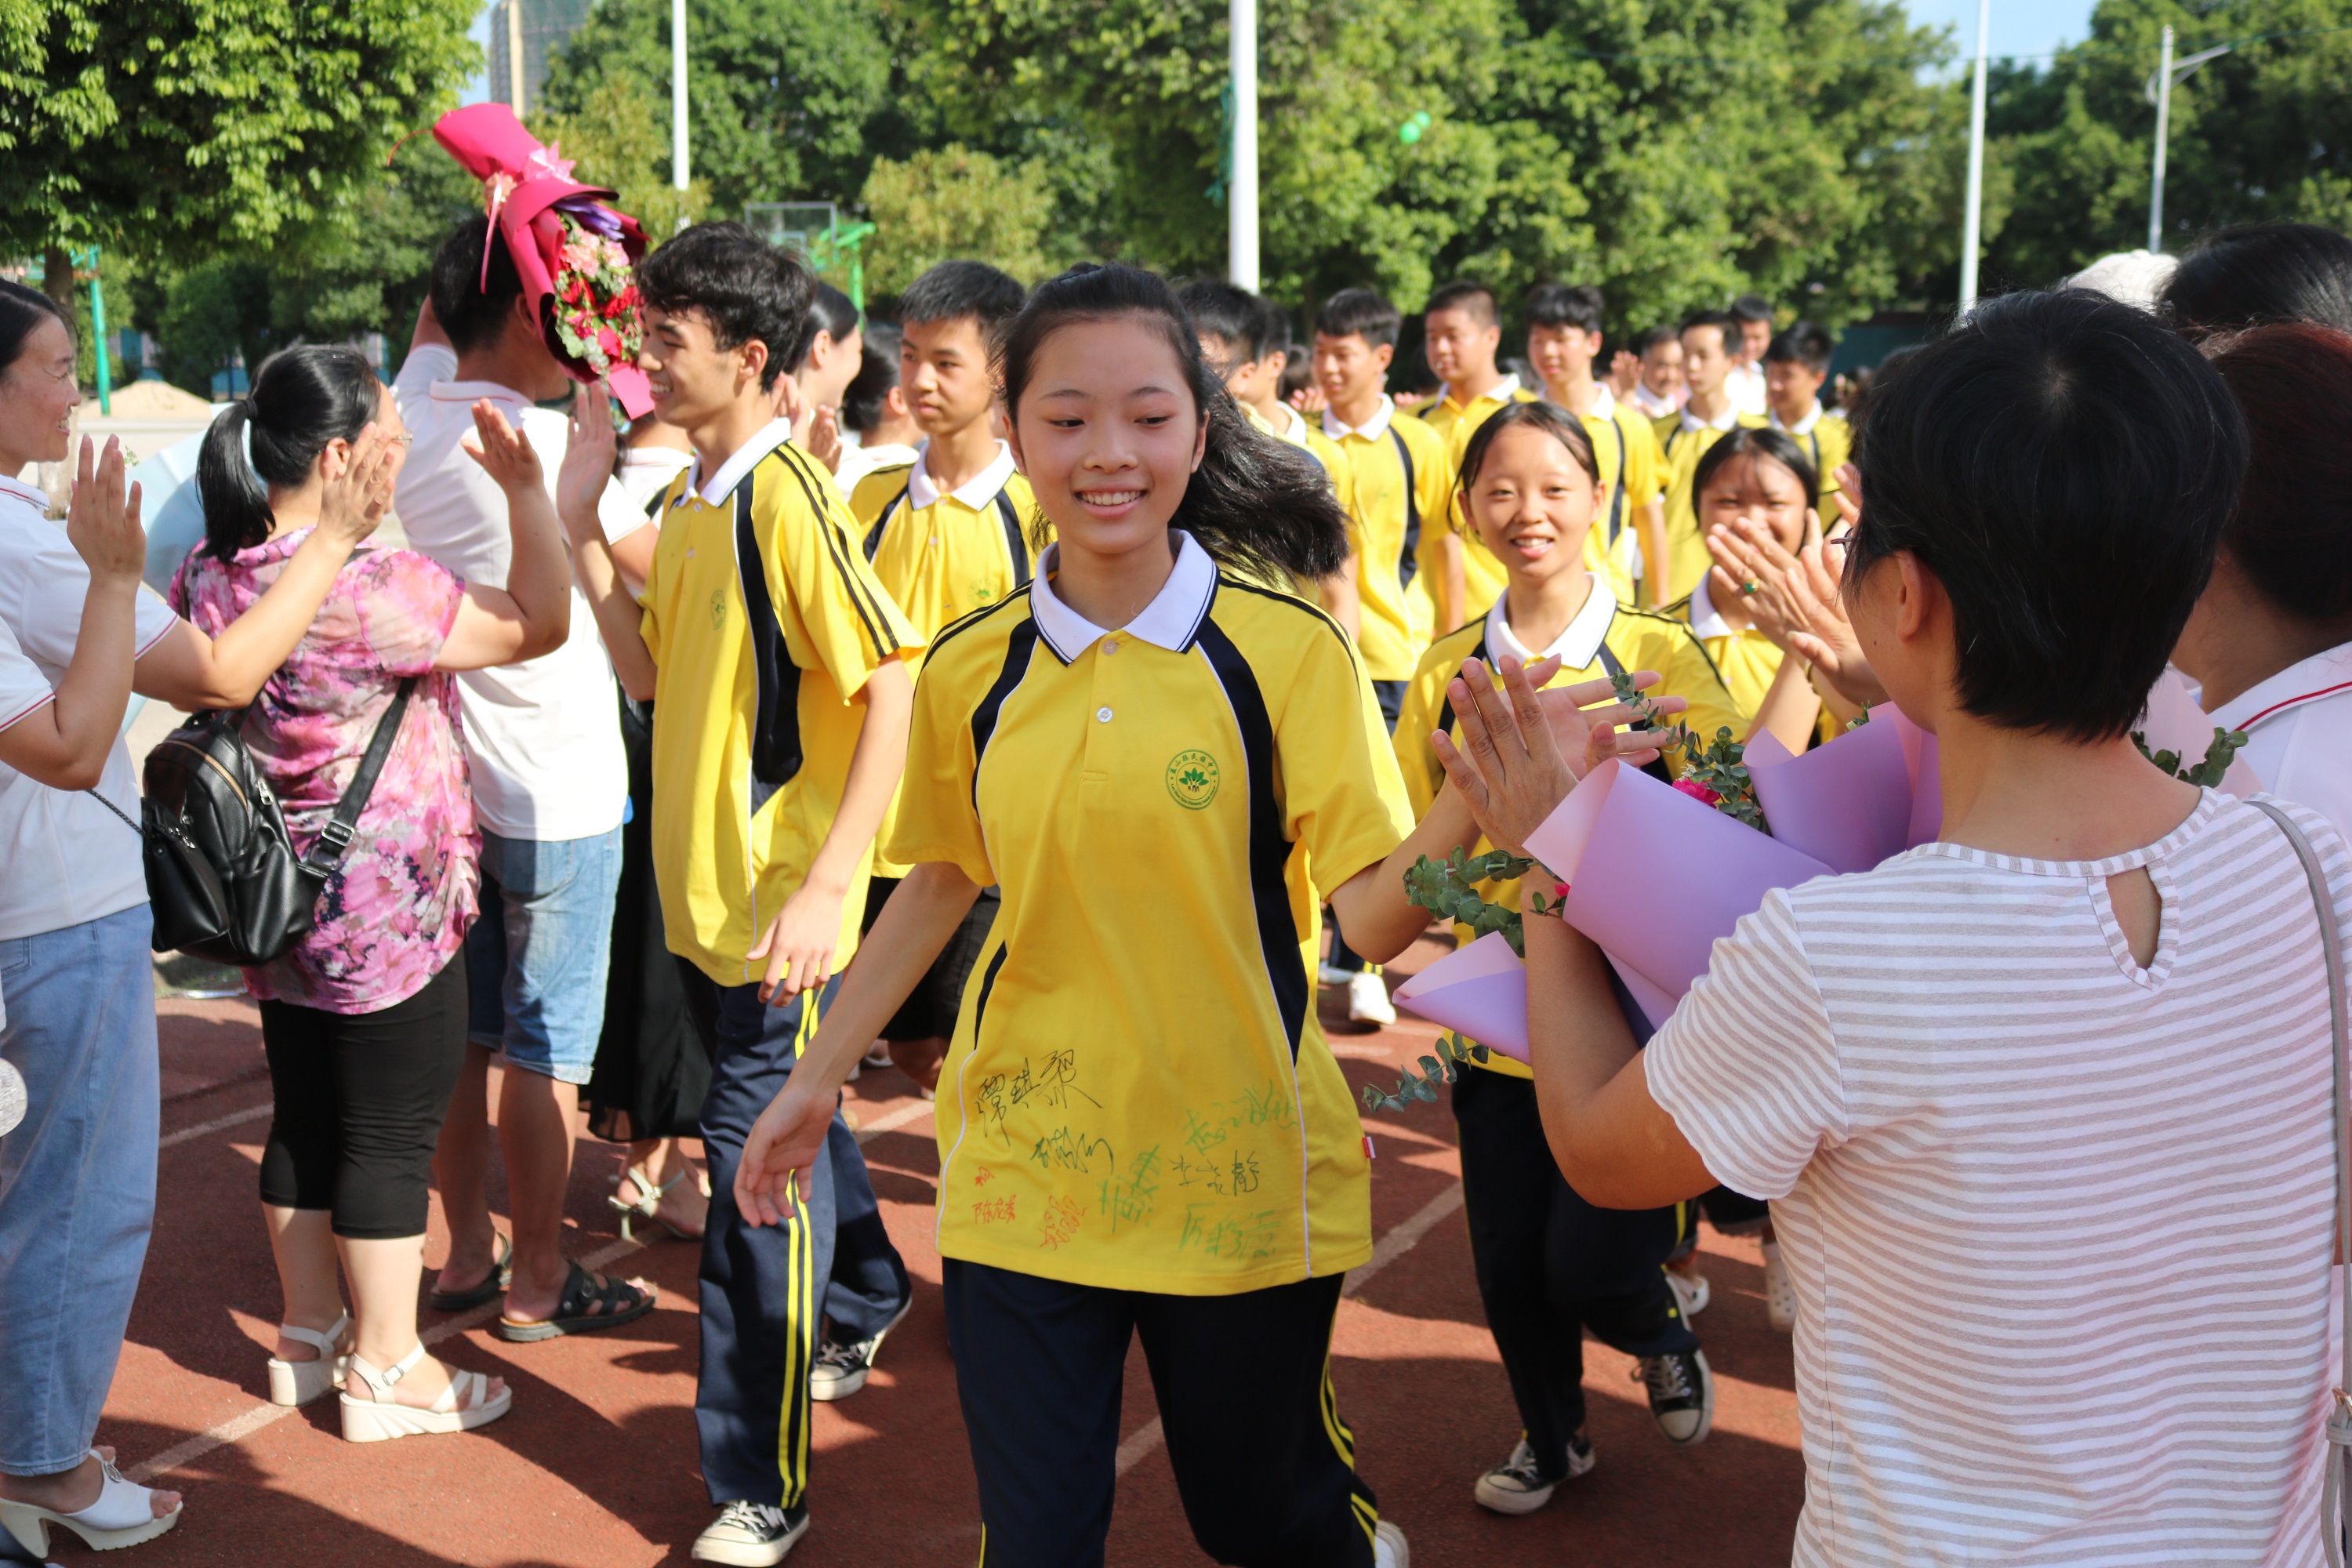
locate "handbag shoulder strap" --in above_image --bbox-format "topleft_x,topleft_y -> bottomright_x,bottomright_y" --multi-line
299,676 -> 418,877
2244,797 -> 2352,1552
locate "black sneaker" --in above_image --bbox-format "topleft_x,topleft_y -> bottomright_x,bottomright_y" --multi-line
1635,1348 -> 1715,1445
808,1294 -> 913,1403
691,1501 -> 809,1566
1472,1434 -> 1595,1515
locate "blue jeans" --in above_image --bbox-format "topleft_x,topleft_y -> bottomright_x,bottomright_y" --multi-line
0,907 -> 158,1476
464,826 -> 623,1086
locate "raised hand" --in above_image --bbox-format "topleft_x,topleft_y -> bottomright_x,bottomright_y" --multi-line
462,401 -> 544,497
1429,656 -> 1583,857
1704,506 -> 1820,652
315,423 -> 402,551
66,435 -> 145,583
557,382 -> 618,539
803,403 -> 843,475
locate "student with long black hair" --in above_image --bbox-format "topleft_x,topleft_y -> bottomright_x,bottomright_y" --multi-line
731,263 -> 1667,1568
176,344 -> 573,1446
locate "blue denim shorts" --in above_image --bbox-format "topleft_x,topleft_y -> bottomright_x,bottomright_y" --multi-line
464,826 -> 623,1086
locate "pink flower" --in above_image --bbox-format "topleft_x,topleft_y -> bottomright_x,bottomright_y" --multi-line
1672,778 -> 1722,807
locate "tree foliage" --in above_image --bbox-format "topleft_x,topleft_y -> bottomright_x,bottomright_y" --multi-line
0,0 -> 477,267
858,145 -> 1064,295
535,69 -> 714,238
1984,0 -> 2352,292
536,0 -> 898,227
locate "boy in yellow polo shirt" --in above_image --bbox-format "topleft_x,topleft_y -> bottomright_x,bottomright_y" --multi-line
556,221 -> 920,1567
1420,280 -> 1539,619
1394,401 -> 1740,1513
1654,310 -> 1767,607
1762,319 -> 1851,514
1177,278 -> 1362,634
849,259 -> 1030,1104
1312,287 -> 1456,1024
1523,281 -> 1668,609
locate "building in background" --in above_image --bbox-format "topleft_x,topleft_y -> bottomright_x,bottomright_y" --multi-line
486,0 -> 595,117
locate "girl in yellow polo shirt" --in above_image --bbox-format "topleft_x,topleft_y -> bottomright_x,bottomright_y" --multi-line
734,263 -> 1666,1568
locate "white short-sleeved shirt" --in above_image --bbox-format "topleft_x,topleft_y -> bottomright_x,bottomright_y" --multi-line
1646,790 -> 2347,1566
0,475 -> 177,939
391,346 -> 647,841
2210,641 -> 2352,844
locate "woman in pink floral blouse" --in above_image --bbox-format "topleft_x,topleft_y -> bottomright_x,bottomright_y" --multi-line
174,344 -> 572,1443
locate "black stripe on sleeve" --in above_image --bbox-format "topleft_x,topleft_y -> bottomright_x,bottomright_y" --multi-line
969,617 -> 1040,811
735,481 -> 804,810
775,447 -> 899,659
1194,617 -> 1309,1060
864,484 -> 909,562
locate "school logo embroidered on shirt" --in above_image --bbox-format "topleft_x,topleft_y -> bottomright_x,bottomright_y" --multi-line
708,587 -> 728,630
1166,750 -> 1221,810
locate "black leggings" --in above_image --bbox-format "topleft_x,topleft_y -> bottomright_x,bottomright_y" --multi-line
258,953 -> 469,1240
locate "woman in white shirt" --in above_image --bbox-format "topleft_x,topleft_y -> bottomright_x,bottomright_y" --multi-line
2174,321 -> 2352,838
0,281 -> 384,1558
1432,290 -> 2350,1566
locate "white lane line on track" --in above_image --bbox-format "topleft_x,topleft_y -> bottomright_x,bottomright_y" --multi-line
1112,1180 -> 1465,1478
131,1100 -> 936,1483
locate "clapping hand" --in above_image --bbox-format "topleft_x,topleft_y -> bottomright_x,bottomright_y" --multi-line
802,403 -> 843,475
315,423 -> 402,551
1431,657 -> 1686,856
1706,464 -> 1885,709
463,401 -> 544,496
66,435 -> 144,583
557,382 -> 619,542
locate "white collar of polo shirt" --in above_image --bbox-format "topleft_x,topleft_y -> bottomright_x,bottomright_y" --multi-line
1485,574 -> 1617,670
680,417 -> 795,507
1686,571 -> 1736,640
1679,402 -> 1742,435
1769,400 -> 1823,437
1453,372 -> 1520,409
0,474 -> 47,515
908,439 -> 1018,511
1029,531 -> 1218,663
1279,403 -> 1310,444
1322,394 -> 1397,444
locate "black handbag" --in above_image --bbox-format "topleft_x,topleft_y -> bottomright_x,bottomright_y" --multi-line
93,678 -> 416,966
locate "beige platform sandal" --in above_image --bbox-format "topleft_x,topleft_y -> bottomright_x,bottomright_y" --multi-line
0,1448 -> 181,1556
266,1312 -> 352,1406
339,1341 -> 513,1443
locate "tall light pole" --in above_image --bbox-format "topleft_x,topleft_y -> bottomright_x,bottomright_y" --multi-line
1228,0 -> 1258,291
1958,0 -> 1991,314
2146,34 -> 2230,252
671,0 -> 690,197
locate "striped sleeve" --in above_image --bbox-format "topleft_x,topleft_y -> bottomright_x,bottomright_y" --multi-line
1642,889 -> 1848,1201
764,449 -> 922,693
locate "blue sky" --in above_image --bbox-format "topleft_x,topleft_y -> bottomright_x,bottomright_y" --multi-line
1904,0 -> 2100,70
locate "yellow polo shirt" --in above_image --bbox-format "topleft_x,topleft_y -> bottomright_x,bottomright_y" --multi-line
1655,409 -> 1769,607
851,440 -> 1045,880
1323,398 -> 1455,680
892,532 -> 1414,1293
1425,374 -> 1539,471
1392,582 -> 1740,1078
641,423 -> 921,985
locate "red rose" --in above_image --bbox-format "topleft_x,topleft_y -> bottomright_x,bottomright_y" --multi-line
1672,778 -> 1723,807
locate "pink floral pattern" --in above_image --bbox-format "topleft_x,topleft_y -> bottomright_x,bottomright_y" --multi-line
172,532 -> 477,1014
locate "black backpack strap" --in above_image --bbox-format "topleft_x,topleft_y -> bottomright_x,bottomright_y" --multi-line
863,482 -> 909,562
1388,424 -> 1421,590
1606,412 -> 1629,543
300,677 -> 416,878
993,490 -> 1031,587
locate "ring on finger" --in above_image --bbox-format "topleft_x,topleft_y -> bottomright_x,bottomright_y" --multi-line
1740,580 -> 1759,596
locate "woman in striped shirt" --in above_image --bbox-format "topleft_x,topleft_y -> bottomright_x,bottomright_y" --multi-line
1432,289 -> 2351,1566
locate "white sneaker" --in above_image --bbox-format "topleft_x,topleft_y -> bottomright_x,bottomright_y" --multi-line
862,1040 -> 893,1069
1318,962 -> 1353,987
691,1501 -> 807,1565
1373,1519 -> 1410,1568
1346,971 -> 1396,1025
1666,1268 -> 1710,1319
1762,1241 -> 1796,1332
1472,1435 -> 1594,1515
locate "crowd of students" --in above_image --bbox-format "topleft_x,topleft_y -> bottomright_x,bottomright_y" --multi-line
3,209 -> 2352,1568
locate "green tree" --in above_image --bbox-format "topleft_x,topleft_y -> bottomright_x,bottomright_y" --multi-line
535,71 -> 713,239
859,145 -> 1061,294
537,0 -> 896,223
1984,0 -> 2352,291
0,0 -> 477,299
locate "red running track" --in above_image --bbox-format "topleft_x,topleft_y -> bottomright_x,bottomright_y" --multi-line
97,935 -> 1802,1566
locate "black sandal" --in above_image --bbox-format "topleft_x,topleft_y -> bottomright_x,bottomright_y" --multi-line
498,1261 -> 657,1342
426,1232 -> 512,1313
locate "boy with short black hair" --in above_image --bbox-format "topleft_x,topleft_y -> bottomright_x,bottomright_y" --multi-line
1523,282 -> 1669,611
1654,310 -> 1767,604
1724,292 -> 1773,416
1762,319 -> 1849,510
1421,280 -> 1537,468
1627,326 -> 1685,419
846,260 -> 1029,1112
558,220 -> 919,1568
